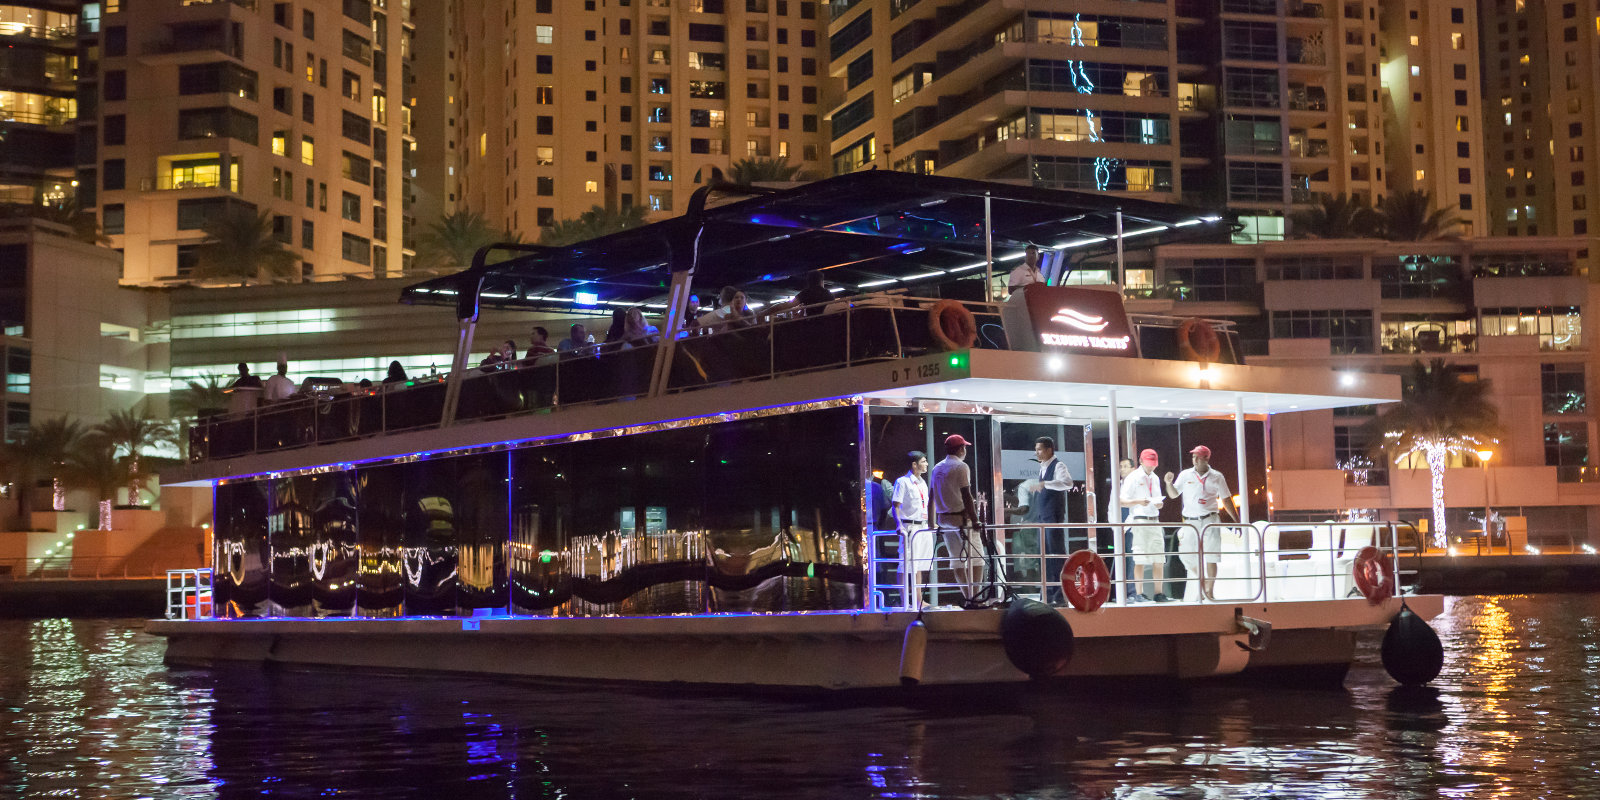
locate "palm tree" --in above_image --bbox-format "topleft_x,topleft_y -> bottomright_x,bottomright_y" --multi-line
538,204 -> 648,246
64,434 -> 127,531
95,405 -> 177,508
195,207 -> 300,283
169,374 -> 230,420
418,210 -> 520,271
725,157 -> 804,185
1376,190 -> 1466,241
1,417 -> 85,519
1368,359 -> 1500,548
1289,194 -> 1381,239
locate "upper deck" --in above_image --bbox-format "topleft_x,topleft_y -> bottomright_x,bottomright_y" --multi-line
168,173 -> 1399,487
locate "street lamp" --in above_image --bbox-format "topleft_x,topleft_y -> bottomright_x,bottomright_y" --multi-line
1477,448 -> 1495,554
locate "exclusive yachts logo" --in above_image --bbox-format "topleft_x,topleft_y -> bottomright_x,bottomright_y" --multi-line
1049,307 -> 1110,333
1042,306 -> 1131,350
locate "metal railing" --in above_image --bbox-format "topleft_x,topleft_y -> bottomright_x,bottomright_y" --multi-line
186,296 -> 1245,463
188,294 -> 1007,461
0,555 -> 189,581
866,520 -> 1416,611
166,568 -> 214,619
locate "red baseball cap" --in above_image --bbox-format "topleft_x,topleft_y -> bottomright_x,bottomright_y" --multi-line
1139,448 -> 1159,466
944,433 -> 972,449
1189,445 -> 1212,459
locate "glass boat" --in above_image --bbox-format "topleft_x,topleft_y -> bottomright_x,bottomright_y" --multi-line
153,173 -> 1441,690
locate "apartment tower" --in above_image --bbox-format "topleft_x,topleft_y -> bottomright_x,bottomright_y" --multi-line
1479,0 -> 1600,251
85,0 -> 414,284
827,0 -> 1487,242
449,0 -> 835,235
0,0 -> 77,208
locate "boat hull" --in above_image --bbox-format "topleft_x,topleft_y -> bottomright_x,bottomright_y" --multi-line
150,596 -> 1441,690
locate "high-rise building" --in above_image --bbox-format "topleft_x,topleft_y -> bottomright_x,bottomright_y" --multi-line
0,0 -> 78,208
448,0 -> 835,236
84,0 -> 414,285
827,0 -> 1488,241
1478,0 -> 1600,250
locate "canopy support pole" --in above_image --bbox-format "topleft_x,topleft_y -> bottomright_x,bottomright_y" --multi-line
983,192 -> 994,302
440,315 -> 477,428
1106,389 -> 1124,601
1234,395 -> 1250,525
1115,208 -> 1125,290
649,267 -> 695,398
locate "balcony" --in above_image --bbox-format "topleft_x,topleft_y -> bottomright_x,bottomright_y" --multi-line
141,174 -> 229,191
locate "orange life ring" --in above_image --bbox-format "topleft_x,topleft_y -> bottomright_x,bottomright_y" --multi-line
1352,545 -> 1395,605
1177,317 -> 1222,364
928,300 -> 978,351
1059,549 -> 1112,613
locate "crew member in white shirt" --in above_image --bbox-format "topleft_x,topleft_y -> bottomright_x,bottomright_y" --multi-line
1164,444 -> 1237,601
1006,244 -> 1045,296
1119,449 -> 1169,603
930,434 -> 983,605
263,358 -> 296,401
889,450 -> 931,608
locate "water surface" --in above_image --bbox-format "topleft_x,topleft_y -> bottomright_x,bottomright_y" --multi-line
2,594 -> 1597,799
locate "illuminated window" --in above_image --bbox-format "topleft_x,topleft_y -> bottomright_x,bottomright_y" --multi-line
478,132 -> 486,157
584,180 -> 598,192
1409,35 -> 1419,46
272,130 -> 287,156
300,135 -> 314,165
536,25 -> 552,43
536,146 -> 553,164
1450,33 -> 1464,50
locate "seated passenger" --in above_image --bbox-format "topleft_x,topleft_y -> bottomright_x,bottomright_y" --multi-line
525,326 -> 556,358
623,307 -> 660,347
792,270 -> 834,316
696,286 -> 753,331
557,323 -> 595,357
382,360 -> 407,384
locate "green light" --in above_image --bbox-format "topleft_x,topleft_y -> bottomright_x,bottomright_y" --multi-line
806,563 -> 815,578
538,550 -> 556,563
948,353 -> 967,369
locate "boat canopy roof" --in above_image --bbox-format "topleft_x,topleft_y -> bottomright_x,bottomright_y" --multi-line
399,172 -> 1225,316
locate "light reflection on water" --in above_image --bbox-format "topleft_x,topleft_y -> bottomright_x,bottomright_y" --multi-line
2,595 -> 1599,799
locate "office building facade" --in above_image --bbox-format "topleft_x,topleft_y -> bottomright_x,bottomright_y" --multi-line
1135,235 -> 1596,540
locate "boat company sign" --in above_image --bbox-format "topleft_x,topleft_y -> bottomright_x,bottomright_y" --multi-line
1001,285 -> 1140,357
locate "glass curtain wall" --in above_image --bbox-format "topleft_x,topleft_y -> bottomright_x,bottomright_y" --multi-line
212,406 -> 864,618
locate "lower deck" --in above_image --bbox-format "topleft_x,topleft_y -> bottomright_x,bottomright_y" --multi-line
150,595 -> 1442,690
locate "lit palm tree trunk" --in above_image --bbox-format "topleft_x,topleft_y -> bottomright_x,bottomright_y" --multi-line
98,499 -> 113,530
126,455 -> 140,507
1425,443 -> 1448,549
52,477 -> 65,511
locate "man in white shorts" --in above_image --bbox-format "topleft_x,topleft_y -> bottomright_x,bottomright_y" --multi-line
1118,448 -> 1169,602
929,434 -> 984,606
1164,444 -> 1236,601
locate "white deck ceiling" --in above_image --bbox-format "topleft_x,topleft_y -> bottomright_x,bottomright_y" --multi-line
863,350 -> 1399,419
